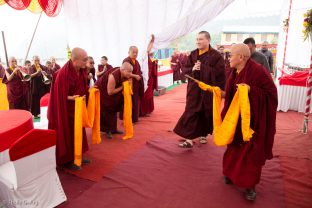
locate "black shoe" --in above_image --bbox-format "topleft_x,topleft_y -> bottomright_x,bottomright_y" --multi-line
245,189 -> 257,201
224,176 -> 233,185
106,132 -> 113,139
65,163 -> 81,171
82,158 -> 91,165
112,130 -> 123,134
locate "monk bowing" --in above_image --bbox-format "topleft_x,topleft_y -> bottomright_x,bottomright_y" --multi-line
95,62 -> 139,138
123,46 -> 144,123
140,34 -> 158,116
48,47 -> 90,170
222,43 -> 277,201
174,31 -> 226,147
2,57 -> 29,110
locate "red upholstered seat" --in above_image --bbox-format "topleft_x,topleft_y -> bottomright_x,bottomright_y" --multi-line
40,93 -> 50,107
0,110 -> 34,152
9,129 -> 56,161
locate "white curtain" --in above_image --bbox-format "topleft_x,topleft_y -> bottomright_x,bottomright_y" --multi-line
63,0 -> 234,88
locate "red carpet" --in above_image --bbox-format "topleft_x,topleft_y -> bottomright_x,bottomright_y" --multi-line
64,137 -> 285,208
58,84 -> 312,208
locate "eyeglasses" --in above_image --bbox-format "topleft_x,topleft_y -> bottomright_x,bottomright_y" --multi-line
90,62 -> 95,64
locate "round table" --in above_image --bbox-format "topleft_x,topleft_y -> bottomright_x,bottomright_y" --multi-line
0,110 -> 33,152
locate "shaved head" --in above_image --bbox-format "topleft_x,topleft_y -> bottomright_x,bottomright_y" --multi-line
229,44 -> 250,70
230,44 -> 250,58
71,47 -> 87,60
71,47 -> 88,69
120,62 -> 133,79
128,46 -> 138,59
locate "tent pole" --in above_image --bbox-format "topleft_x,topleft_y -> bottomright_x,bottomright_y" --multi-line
24,12 -> 43,62
1,31 -> 9,67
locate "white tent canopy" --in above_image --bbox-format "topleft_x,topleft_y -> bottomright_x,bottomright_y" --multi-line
63,0 -> 234,67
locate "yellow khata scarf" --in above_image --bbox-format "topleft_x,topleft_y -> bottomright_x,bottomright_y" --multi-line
198,82 -> 254,146
122,80 -> 134,140
0,78 -> 9,110
199,48 -> 209,56
74,87 -> 101,166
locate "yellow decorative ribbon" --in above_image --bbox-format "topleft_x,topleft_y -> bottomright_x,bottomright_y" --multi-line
74,87 -> 101,166
122,80 -> 134,140
27,0 -> 42,13
198,81 -> 254,146
0,78 -> 9,110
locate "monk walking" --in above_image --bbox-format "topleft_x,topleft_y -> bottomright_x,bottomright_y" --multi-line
123,46 -> 144,123
174,31 -> 226,147
48,47 -> 91,170
222,43 -> 277,201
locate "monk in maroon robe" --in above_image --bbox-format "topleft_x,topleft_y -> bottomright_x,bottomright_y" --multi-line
140,35 -> 158,116
178,52 -> 188,83
174,31 -> 226,147
48,47 -> 90,170
29,56 -> 50,118
51,57 -> 61,72
123,46 -> 144,123
95,62 -> 137,138
0,59 -> 5,79
171,50 -> 181,84
86,56 -> 96,87
96,56 -> 113,79
222,44 -> 277,201
2,57 -> 29,110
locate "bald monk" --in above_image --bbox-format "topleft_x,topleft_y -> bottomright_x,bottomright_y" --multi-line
174,31 -> 226,147
95,62 -> 139,138
123,46 -> 144,123
222,44 -> 277,201
50,57 -> 61,72
48,47 -> 90,170
29,56 -> 49,118
2,57 -> 29,110
96,56 -> 113,79
140,34 -> 158,116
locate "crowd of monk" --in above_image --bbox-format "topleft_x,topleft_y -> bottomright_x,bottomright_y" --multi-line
0,32 -> 277,202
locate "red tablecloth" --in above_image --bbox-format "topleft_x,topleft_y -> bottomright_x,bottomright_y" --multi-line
279,70 -> 309,87
0,110 -> 34,152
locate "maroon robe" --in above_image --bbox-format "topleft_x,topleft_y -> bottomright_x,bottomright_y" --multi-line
222,59 -> 277,188
51,63 -> 61,73
0,65 -> 5,79
171,54 -> 181,82
98,64 -> 113,78
140,55 -> 158,116
122,57 -> 144,123
174,46 -> 225,139
47,60 -> 89,165
2,68 -> 29,110
29,64 -> 50,116
178,54 -> 188,82
95,68 -> 124,133
21,67 -> 31,111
